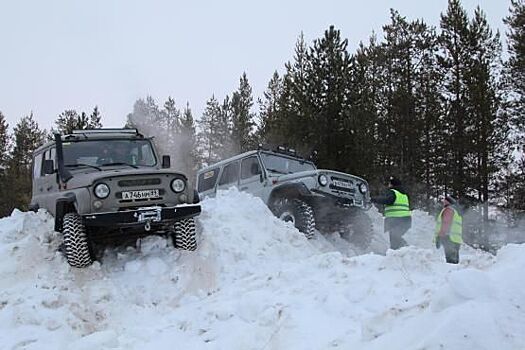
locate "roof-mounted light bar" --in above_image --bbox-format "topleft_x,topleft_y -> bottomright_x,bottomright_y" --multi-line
274,145 -> 298,157
71,128 -> 139,135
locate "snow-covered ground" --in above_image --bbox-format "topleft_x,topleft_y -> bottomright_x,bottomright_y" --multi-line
1,188 -> 524,350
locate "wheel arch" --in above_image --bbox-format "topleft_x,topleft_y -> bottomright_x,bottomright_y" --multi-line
268,183 -> 312,205
55,193 -> 78,231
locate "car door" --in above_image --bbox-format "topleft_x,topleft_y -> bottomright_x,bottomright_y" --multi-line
196,168 -> 220,198
216,161 -> 240,191
238,155 -> 266,199
39,147 -> 60,215
31,150 -> 45,209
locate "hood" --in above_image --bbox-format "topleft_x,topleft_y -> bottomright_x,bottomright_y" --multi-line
267,170 -> 319,182
269,169 -> 368,184
64,166 -> 187,189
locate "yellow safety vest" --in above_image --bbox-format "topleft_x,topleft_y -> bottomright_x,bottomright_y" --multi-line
384,189 -> 411,218
435,206 -> 463,244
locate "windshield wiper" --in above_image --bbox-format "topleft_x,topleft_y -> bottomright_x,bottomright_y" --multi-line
100,162 -> 138,169
65,163 -> 102,171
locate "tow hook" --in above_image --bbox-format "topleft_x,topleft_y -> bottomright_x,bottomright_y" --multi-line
144,221 -> 151,231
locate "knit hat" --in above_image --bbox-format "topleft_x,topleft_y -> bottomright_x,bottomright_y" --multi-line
444,195 -> 457,205
388,176 -> 402,187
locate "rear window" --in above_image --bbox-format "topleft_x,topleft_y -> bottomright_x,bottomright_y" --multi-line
198,168 -> 219,192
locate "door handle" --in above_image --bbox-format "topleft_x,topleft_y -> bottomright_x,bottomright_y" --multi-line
46,186 -> 53,191
39,187 -> 44,192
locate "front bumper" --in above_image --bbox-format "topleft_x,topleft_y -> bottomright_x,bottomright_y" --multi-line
81,204 -> 201,227
311,189 -> 371,209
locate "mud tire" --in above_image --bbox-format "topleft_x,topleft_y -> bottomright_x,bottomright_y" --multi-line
62,212 -> 94,268
273,199 -> 316,239
172,218 -> 197,251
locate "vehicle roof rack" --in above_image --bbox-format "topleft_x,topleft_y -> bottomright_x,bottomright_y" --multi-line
70,128 -> 144,137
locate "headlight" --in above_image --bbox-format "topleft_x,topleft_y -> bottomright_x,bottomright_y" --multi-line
171,179 -> 186,193
94,183 -> 110,199
359,183 -> 368,194
318,174 -> 328,186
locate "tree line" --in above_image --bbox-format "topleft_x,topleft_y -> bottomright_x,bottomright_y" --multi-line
1,0 -> 524,240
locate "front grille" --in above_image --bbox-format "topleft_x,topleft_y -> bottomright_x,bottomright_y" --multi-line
118,178 -> 162,187
329,176 -> 355,193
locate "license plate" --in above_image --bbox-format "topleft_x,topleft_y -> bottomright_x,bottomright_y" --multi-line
332,180 -> 353,189
122,189 -> 160,200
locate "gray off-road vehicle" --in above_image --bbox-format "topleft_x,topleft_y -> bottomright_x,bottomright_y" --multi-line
30,129 -> 201,268
196,147 -> 373,246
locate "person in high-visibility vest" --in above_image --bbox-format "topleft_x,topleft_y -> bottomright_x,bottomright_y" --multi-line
435,195 -> 463,264
371,176 -> 412,249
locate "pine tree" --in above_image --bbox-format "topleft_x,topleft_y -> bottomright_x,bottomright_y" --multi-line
0,111 -> 9,169
7,113 -> 46,211
230,72 -> 256,153
257,71 -> 283,145
90,106 -> 103,129
0,111 -> 11,217
54,107 -> 103,134
305,26 -> 352,170
197,95 -> 233,165
348,35 -> 386,189
466,7 -> 505,222
276,33 -> 313,150
180,103 -> 200,180
503,0 -> 525,214
439,0 -> 472,197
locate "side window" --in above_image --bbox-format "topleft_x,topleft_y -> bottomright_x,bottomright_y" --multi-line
241,156 -> 261,180
40,149 -> 54,176
197,168 -> 219,192
33,153 -> 43,178
50,148 -> 56,162
219,162 -> 240,186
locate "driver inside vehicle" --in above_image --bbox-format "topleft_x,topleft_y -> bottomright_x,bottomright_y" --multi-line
98,142 -> 134,165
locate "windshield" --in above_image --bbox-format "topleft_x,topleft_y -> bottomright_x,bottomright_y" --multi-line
261,153 -> 316,174
62,139 -> 157,168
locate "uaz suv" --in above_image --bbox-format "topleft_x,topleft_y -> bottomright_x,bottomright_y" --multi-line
30,129 -> 201,268
196,147 -> 372,247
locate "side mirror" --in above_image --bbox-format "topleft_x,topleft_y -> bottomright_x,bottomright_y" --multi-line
43,159 -> 55,175
162,155 -> 171,169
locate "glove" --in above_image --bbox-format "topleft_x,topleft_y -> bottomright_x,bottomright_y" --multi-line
435,238 -> 441,249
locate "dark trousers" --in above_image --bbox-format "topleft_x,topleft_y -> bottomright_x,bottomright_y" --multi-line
385,217 -> 412,250
439,236 -> 460,264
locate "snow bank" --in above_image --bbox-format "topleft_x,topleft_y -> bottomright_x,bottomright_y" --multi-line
0,189 -> 524,350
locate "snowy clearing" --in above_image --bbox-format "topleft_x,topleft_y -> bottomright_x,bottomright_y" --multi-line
0,188 -> 524,350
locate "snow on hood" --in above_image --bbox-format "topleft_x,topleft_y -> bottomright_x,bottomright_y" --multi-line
0,189 -> 524,349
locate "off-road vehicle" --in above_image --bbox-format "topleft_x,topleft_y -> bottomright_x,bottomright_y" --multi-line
30,128 -> 201,268
196,147 -> 372,246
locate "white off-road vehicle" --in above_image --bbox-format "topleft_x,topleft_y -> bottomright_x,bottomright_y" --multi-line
196,147 -> 372,247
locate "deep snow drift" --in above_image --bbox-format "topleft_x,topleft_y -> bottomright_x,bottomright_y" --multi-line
0,188 -> 524,350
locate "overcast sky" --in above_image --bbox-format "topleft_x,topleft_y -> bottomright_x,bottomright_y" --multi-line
0,0 -> 511,131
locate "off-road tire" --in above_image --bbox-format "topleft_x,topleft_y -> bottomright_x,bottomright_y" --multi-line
341,210 -> 373,249
274,199 -> 316,239
172,218 -> 197,251
62,212 -> 94,268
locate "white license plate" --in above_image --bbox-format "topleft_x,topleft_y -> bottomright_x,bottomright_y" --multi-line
332,180 -> 353,189
122,189 -> 160,200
